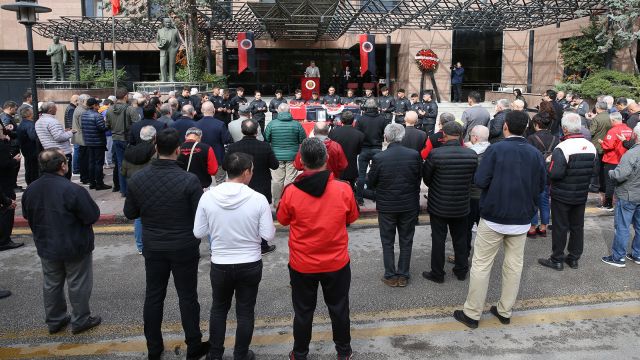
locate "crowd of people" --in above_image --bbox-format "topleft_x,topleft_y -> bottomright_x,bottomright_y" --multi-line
1,83 -> 640,360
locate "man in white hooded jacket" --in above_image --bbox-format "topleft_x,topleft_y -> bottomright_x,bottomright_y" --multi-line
193,152 -> 275,360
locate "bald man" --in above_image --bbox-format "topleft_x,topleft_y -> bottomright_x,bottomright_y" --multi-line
65,95 -> 79,129
294,121 -> 347,178
196,101 -> 233,185
626,102 -> 640,130
401,111 -> 427,153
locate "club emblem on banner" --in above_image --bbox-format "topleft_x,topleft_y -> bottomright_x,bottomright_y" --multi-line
305,80 -> 317,90
240,39 -> 253,50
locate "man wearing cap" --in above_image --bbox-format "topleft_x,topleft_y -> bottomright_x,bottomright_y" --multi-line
81,98 -> 112,190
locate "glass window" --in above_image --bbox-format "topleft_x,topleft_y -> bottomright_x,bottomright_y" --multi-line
82,0 -> 104,17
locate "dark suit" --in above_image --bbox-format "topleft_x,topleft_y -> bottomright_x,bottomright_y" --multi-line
368,143 -> 422,280
226,136 -> 279,204
328,125 -> 364,184
401,126 -> 427,153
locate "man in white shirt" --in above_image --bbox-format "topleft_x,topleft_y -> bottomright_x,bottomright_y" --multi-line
193,152 -> 275,360
304,61 -> 320,78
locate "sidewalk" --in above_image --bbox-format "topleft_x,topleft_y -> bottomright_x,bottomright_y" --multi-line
11,164 -> 430,228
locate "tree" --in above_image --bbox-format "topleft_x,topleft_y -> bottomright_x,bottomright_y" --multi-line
596,0 -> 640,74
559,21 -> 607,80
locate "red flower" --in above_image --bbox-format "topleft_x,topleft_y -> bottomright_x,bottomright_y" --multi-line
415,49 -> 440,73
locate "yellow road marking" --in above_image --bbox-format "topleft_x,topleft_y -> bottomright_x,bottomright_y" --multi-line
14,208 -> 613,236
0,301 -> 638,359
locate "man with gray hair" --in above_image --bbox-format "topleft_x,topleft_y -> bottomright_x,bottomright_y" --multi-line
36,101 -> 75,179
589,100 -> 612,198
602,123 -> 640,267
421,112 -> 456,159
598,111 -> 632,210
157,103 -> 174,127
265,102 -> 306,207
538,113 -> 596,271
355,98 -> 389,206
368,123 -> 423,287
177,127 -> 218,189
171,104 -> 198,143
72,94 -> 90,183
488,99 -> 510,143
510,99 -> 525,111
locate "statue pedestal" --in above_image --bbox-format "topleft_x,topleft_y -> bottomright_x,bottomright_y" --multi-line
133,82 -> 215,94
36,82 -> 115,124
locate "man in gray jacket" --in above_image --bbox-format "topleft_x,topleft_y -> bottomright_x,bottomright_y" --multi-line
72,94 -> 89,183
36,102 -> 75,179
106,88 -> 140,196
602,123 -> 640,267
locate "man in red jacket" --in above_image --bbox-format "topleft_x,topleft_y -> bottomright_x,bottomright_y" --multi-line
293,121 -> 348,179
277,137 -> 359,360
599,112 -> 632,210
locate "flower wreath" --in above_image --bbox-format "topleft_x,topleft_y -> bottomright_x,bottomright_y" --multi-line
415,49 -> 440,73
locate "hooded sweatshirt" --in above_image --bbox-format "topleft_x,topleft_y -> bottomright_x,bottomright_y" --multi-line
277,170 -> 359,273
106,102 -> 140,141
193,182 -> 275,264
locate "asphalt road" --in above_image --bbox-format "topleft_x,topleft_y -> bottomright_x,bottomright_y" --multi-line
1,214 -> 639,359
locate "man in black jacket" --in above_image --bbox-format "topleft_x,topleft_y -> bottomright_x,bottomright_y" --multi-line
422,122 -> 477,283
0,130 -> 22,251
419,91 -> 438,134
378,86 -> 395,123
328,111 -> 364,190
269,89 -> 287,120
543,89 -> 564,136
248,91 -> 268,136
123,128 -> 209,360
538,113 -> 596,271
17,107 -> 40,185
64,95 -> 78,130
226,119 -> 279,254
22,149 -> 101,334
177,127 -> 218,188
355,99 -> 388,206
368,123 -> 423,287
394,89 -> 411,125
488,99 -> 510,143
129,105 -> 167,146
401,111 -> 427,153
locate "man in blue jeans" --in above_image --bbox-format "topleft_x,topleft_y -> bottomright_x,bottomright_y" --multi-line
194,152 -> 275,360
106,88 -> 140,196
602,123 -> 640,267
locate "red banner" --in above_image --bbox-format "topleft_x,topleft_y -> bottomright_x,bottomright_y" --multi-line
111,0 -> 120,16
237,32 -> 255,74
301,77 -> 320,100
359,34 -> 376,76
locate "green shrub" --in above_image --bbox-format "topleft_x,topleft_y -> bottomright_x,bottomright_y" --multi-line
580,70 -> 640,99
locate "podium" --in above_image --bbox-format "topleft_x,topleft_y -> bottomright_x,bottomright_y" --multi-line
301,77 -> 320,100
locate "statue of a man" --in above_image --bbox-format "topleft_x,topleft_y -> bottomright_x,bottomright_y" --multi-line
156,18 -> 180,82
46,36 -> 68,81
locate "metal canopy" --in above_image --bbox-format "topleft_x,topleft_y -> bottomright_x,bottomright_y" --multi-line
33,0 -> 605,43
33,16 -> 161,43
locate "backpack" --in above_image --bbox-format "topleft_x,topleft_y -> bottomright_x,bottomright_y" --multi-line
533,134 -> 557,160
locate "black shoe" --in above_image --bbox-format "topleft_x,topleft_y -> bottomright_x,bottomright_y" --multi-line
89,183 -> 96,189
71,315 -> 102,334
49,315 -> 71,334
0,289 -> 11,299
538,258 -> 564,271
564,258 -> 579,269
14,186 -> 23,193
261,244 -> 276,255
0,241 -> 24,251
186,341 -> 210,360
489,306 -> 511,325
94,184 -> 112,191
453,310 -> 478,329
148,351 -> 163,360
455,272 -> 467,281
422,271 -> 444,284
81,180 -> 89,185
112,187 -> 120,192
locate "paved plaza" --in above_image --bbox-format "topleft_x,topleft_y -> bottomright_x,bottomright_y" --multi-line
1,202 -> 639,359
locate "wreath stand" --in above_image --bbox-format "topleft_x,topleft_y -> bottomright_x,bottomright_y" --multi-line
419,71 -> 441,103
